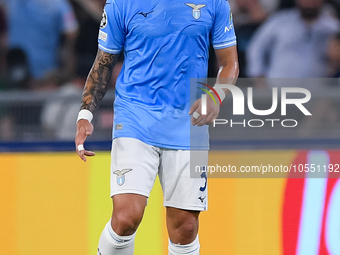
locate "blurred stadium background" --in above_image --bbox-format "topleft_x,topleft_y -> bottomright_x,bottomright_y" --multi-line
1,0 -> 340,254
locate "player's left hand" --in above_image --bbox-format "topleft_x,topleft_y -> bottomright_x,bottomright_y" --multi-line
189,95 -> 220,126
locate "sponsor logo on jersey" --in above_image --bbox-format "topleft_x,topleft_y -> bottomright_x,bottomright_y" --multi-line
225,12 -> 234,32
99,30 -> 108,42
198,196 -> 206,202
185,3 -> 206,19
100,10 -> 108,29
225,24 -> 234,32
113,169 -> 133,186
138,10 -> 154,17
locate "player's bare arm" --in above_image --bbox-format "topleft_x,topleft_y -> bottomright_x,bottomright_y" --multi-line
190,45 -> 239,126
75,49 -> 119,162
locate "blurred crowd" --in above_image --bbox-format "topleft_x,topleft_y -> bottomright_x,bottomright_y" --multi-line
0,0 -> 108,91
0,0 -> 339,141
230,0 -> 340,78
0,0 -> 120,140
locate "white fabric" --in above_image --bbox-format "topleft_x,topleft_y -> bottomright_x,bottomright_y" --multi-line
211,85 -> 226,102
110,138 -> 208,211
168,235 -> 200,255
98,220 -> 136,255
77,144 -> 84,151
76,109 -> 93,123
193,112 -> 200,119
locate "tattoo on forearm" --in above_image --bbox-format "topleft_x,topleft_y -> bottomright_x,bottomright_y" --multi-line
81,49 -> 119,113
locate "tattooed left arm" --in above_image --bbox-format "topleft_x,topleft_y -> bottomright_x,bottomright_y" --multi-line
76,49 -> 119,161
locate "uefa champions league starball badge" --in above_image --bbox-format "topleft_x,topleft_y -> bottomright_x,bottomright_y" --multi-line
100,10 -> 108,29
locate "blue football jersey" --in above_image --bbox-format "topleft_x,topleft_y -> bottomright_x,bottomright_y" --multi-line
98,0 -> 236,149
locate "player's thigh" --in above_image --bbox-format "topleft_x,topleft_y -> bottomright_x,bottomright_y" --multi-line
159,149 -> 208,211
112,193 -> 147,218
110,137 -> 160,198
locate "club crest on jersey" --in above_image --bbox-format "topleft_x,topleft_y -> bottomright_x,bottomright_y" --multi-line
113,169 -> 133,186
185,3 -> 206,19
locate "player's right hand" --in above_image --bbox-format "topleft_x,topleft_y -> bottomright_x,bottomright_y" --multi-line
75,119 -> 95,162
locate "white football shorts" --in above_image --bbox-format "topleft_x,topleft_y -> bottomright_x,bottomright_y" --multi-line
110,137 -> 208,211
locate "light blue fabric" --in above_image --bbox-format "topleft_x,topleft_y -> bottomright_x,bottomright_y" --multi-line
99,0 -> 236,149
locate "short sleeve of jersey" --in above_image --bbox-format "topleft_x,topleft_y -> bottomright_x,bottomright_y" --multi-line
98,0 -> 125,54
211,0 -> 236,49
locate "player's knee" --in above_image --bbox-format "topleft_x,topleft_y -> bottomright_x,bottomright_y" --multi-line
176,220 -> 197,240
110,194 -> 146,236
111,210 -> 143,236
169,211 -> 199,243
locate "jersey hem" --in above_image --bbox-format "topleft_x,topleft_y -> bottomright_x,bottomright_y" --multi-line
110,189 -> 150,198
112,135 -> 209,150
98,44 -> 122,54
213,40 -> 237,49
163,201 -> 207,212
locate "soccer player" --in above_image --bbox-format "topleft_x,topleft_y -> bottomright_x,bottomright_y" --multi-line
75,0 -> 238,254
